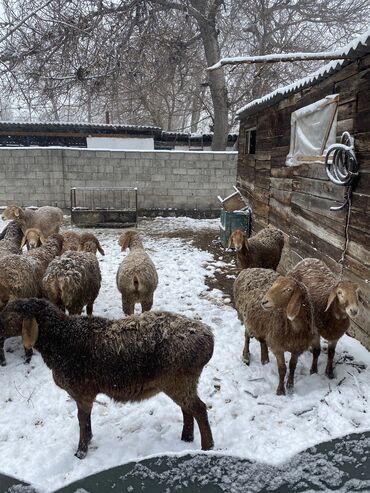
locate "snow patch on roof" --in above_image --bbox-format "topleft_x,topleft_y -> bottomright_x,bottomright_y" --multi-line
236,28 -> 370,117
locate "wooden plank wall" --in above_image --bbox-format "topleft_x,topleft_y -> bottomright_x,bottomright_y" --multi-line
236,53 -> 370,349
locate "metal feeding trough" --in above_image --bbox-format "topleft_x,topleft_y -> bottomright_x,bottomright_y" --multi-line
218,186 -> 251,248
70,187 -> 138,228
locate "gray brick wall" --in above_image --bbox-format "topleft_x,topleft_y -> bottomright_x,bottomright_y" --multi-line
0,148 -> 237,213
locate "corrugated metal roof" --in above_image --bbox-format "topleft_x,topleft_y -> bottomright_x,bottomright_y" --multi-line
0,121 -> 162,135
237,28 -> 370,119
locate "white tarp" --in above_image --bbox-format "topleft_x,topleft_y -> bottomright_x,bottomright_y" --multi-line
286,94 -> 339,166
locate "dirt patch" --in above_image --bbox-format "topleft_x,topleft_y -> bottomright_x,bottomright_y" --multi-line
147,225 -> 239,302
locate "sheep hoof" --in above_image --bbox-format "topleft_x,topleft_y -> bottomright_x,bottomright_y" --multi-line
310,367 -> 318,375
276,388 -> 285,396
201,440 -> 214,451
326,370 -> 335,379
0,360 -> 6,367
261,358 -> 269,365
242,356 -> 250,366
75,449 -> 87,460
181,434 -> 194,443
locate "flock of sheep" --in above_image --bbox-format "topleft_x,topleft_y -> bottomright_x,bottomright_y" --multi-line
0,203 -> 366,461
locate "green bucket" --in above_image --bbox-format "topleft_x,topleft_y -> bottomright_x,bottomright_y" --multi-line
219,208 -> 251,248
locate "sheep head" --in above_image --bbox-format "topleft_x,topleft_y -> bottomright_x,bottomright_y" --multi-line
261,277 -> 303,321
228,229 -> 248,252
2,205 -> 23,221
21,228 -> 45,249
325,281 -> 362,319
79,233 -> 105,255
118,230 -> 140,251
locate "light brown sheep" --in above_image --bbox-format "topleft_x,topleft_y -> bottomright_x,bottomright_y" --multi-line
79,232 -> 105,255
228,226 -> 284,271
1,299 -> 214,458
43,251 -> 102,316
116,230 -> 158,315
0,233 -> 63,365
62,231 -> 81,253
234,268 -> 316,395
2,205 -> 63,240
290,258 -> 363,378
20,228 -> 44,250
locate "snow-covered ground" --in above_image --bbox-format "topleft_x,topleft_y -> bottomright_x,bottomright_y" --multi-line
0,216 -> 370,492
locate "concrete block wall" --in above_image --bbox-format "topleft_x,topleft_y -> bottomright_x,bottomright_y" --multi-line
0,148 -> 237,214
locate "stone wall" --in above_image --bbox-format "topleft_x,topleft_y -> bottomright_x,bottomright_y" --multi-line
0,148 -> 237,215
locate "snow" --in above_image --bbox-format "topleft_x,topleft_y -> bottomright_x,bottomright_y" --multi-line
208,51 -> 348,71
236,28 -> 370,116
1,216 -> 370,492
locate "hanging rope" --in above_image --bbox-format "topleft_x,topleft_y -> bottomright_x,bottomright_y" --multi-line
325,131 -> 359,211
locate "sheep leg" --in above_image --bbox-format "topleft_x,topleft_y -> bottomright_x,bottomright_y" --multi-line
75,398 -> 95,459
242,331 -> 250,365
24,347 -> 33,364
310,336 -> 321,374
326,340 -> 338,379
0,337 -> 6,366
274,351 -> 286,396
86,303 -> 93,317
141,297 -> 153,313
181,409 -> 194,442
122,297 -> 134,315
259,339 -> 269,365
165,385 -> 214,451
287,353 -> 299,391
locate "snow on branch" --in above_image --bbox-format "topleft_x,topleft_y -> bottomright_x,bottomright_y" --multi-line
207,52 -> 353,71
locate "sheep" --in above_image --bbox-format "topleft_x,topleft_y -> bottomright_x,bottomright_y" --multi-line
1,298 -> 215,458
228,226 -> 284,270
79,232 -> 105,255
2,205 -> 64,241
290,258 -> 363,379
0,233 -> 63,365
0,221 -> 23,259
116,230 -> 158,315
42,251 -> 102,316
20,228 -> 44,250
234,268 -> 316,395
62,230 -> 81,253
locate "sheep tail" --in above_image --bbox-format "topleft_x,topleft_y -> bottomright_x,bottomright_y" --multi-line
133,275 -> 140,293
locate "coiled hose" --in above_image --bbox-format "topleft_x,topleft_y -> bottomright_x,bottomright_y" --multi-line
325,132 -> 359,211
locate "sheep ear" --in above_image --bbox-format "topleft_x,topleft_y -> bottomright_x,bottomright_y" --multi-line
325,288 -> 337,312
39,234 -> 47,244
97,241 -> 105,256
22,318 -> 39,349
244,237 -> 249,250
286,289 -> 302,321
21,235 -> 27,249
227,235 -> 233,249
357,288 -> 369,309
14,209 -> 20,218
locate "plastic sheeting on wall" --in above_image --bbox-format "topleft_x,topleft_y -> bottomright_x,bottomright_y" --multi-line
286,94 -> 339,166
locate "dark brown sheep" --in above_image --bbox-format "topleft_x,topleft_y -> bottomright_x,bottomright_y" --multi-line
228,226 -> 284,271
0,221 -> 23,259
2,298 -> 214,458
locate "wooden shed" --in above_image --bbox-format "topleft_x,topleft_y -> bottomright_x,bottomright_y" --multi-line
236,30 -> 370,348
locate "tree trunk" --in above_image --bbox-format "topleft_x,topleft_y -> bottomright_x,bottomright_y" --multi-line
190,1 -> 229,150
